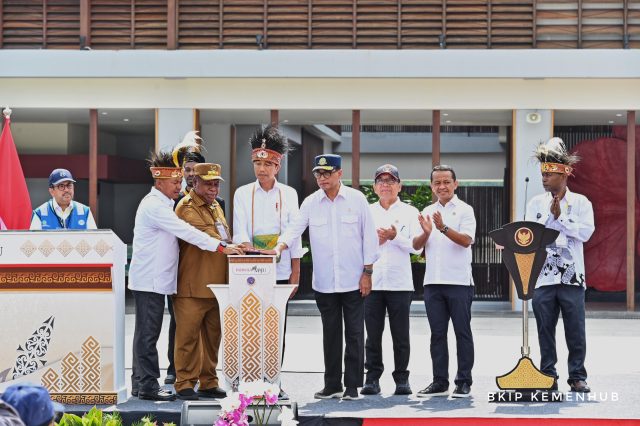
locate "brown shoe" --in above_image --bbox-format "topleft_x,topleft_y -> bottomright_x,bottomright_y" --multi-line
569,380 -> 590,393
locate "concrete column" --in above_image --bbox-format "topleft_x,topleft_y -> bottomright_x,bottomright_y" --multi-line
511,109 -> 554,311
156,108 -> 197,152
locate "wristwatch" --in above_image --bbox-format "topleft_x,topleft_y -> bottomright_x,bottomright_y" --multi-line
440,225 -> 449,234
216,241 -> 228,253
363,267 -> 373,276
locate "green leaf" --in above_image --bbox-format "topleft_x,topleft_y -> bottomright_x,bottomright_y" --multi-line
58,414 -> 83,426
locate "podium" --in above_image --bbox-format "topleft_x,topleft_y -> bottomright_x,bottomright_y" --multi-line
0,230 -> 127,404
489,221 -> 560,401
208,255 -> 295,390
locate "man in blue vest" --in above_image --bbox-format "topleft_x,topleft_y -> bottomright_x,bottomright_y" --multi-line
30,168 -> 97,230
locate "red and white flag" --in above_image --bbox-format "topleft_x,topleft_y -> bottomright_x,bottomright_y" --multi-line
0,109 -> 32,230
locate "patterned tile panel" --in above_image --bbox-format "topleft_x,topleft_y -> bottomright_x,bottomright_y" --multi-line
263,306 -> 280,382
240,292 -> 262,382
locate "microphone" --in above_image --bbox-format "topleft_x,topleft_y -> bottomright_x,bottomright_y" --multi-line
523,177 -> 529,221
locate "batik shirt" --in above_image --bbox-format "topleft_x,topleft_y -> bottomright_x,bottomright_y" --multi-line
526,188 -> 595,288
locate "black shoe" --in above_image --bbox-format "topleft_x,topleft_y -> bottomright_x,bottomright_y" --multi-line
164,374 -> 176,385
278,389 -> 290,401
177,388 -> 199,401
394,383 -> 412,395
569,380 -> 590,393
131,389 -> 138,398
451,383 -> 471,398
342,387 -> 359,400
360,380 -> 381,395
198,387 -> 227,399
551,379 -> 558,391
416,382 -> 448,398
138,389 -> 176,402
314,387 -> 343,399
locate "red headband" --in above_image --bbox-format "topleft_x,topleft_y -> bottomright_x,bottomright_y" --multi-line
251,148 -> 283,165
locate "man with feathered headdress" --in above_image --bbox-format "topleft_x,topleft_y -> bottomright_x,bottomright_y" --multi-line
163,132 -> 226,386
527,137 -> 595,393
128,146 -> 243,402
232,125 -> 304,400
174,131 -> 226,214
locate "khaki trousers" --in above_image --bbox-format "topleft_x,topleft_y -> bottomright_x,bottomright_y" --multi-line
172,296 -> 221,392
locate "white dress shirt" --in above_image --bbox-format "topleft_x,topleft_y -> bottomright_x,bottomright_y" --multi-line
279,183 -> 379,293
370,199 -> 422,291
421,195 -> 476,286
233,180 -> 304,281
526,188 -> 595,288
128,187 -> 222,295
30,199 -> 97,230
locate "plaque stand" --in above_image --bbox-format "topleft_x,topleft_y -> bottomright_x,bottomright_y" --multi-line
208,255 -> 296,390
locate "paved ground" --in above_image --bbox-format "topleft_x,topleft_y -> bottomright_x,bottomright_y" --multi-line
107,301 -> 640,420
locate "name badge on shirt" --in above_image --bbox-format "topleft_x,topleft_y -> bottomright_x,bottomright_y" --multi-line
215,221 -> 230,242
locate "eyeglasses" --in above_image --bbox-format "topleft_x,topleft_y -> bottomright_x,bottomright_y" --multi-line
51,182 -> 74,191
375,178 -> 398,185
313,170 -> 336,179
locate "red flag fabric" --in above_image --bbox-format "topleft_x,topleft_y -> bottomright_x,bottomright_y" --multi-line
0,114 -> 32,230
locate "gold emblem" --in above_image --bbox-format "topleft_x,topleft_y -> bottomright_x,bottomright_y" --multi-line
515,227 -> 534,247
318,157 -> 327,166
257,150 -> 268,159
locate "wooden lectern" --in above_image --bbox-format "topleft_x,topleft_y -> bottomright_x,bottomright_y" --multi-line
0,230 -> 127,404
208,255 -> 296,390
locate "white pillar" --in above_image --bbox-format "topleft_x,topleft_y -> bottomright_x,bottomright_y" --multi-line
156,108 -> 196,152
511,109 -> 554,311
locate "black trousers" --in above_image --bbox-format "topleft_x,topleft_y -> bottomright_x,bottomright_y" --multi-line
315,290 -> 365,390
364,290 -> 413,384
131,290 -> 166,393
276,279 -> 291,366
167,296 -> 176,377
532,284 -> 587,383
423,284 -> 474,387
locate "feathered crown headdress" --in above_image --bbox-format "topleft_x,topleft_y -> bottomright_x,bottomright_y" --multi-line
172,130 -> 203,167
147,130 -> 202,179
249,125 -> 289,165
534,137 -> 579,176
148,150 -> 183,179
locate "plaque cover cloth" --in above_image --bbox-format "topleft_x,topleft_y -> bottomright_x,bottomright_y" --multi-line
0,231 -> 127,405
209,255 -> 293,389
489,221 -> 559,300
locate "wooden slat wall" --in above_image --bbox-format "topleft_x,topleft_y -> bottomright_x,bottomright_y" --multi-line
1,0 -> 638,49
311,0 -> 354,48
630,0 -> 640,48
267,0 -> 308,49
177,0 -> 220,49
220,0 -> 263,49
2,0 -> 45,49
490,0 -> 534,48
400,0 -> 443,49
90,0 -> 166,49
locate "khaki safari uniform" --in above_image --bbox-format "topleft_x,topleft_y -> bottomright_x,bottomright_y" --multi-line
173,189 -> 231,393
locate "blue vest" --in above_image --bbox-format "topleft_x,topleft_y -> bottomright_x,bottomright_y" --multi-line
32,200 -> 91,230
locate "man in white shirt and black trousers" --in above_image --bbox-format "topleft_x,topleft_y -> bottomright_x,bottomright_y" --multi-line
413,164 -> 476,398
528,137 -> 595,393
128,150 -> 244,401
268,154 -> 379,401
361,164 -> 421,397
